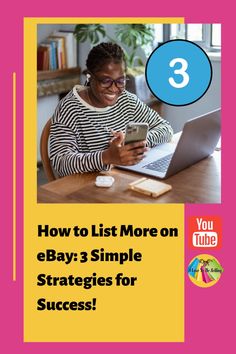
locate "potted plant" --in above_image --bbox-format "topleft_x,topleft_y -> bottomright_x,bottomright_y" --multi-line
74,24 -> 155,102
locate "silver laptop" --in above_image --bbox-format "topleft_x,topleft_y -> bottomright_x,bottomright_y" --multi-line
118,109 -> 221,179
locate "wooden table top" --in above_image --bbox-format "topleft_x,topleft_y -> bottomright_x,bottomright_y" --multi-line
38,150 -> 221,204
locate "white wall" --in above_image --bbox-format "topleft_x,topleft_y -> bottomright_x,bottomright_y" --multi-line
37,24 -> 75,44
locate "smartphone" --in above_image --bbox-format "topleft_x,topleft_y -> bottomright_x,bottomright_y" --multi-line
124,123 -> 148,145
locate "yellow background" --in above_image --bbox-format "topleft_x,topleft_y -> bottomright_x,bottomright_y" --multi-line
24,17 -> 184,342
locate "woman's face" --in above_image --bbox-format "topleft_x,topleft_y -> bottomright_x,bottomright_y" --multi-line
89,61 -> 126,108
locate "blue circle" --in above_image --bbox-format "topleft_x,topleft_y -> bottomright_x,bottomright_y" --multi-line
145,40 -> 212,106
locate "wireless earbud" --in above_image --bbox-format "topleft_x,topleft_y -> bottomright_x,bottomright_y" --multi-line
85,73 -> 91,86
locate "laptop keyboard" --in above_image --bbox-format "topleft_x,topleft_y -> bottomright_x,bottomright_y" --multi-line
143,154 -> 173,173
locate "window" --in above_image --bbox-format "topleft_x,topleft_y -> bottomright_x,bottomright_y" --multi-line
153,24 -> 164,46
211,24 -> 221,47
169,24 -> 204,43
170,24 -> 221,52
152,24 -> 221,53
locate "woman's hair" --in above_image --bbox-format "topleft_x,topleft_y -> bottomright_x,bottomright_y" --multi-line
86,42 -> 127,74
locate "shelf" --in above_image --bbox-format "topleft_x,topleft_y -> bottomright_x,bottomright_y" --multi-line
37,67 -> 80,81
37,67 -> 81,97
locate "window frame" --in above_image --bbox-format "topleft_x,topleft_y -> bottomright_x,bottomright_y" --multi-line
159,24 -> 221,53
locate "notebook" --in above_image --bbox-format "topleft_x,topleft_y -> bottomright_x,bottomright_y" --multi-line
118,109 -> 221,179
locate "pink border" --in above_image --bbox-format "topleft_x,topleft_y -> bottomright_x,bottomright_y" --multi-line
1,2 -> 234,353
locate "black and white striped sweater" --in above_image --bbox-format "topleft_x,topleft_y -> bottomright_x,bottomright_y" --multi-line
49,85 -> 173,177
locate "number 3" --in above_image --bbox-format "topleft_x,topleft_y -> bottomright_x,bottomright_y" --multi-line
169,58 -> 189,88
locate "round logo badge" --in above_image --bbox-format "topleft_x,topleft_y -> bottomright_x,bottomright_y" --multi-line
187,254 -> 223,288
145,39 -> 212,106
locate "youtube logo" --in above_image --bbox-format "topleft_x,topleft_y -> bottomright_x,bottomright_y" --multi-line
192,232 -> 218,247
188,216 -> 222,249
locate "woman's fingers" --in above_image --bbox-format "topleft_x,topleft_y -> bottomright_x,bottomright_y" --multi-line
104,137 -> 148,165
109,131 -> 124,146
125,140 -> 147,149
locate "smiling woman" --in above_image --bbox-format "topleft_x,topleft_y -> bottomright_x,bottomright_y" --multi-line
49,42 -> 173,177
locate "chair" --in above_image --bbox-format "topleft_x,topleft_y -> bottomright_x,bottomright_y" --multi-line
40,118 -> 56,182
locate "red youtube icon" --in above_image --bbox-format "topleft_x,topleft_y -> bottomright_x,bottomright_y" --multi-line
188,216 -> 222,249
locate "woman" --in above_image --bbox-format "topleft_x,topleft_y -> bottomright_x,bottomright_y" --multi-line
50,42 -> 173,177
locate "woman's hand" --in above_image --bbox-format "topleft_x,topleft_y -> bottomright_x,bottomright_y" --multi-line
102,131 -> 148,166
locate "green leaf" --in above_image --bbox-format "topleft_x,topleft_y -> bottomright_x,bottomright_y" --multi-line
74,24 -> 106,44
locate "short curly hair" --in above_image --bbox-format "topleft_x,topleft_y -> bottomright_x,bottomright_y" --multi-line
86,42 -> 127,73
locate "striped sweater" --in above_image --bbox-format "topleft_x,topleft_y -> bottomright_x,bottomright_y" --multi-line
50,85 -> 173,177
